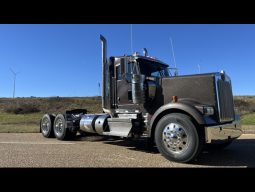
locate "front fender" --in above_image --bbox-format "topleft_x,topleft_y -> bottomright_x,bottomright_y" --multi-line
148,102 -> 205,137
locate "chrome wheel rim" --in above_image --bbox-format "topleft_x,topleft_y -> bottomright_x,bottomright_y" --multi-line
41,117 -> 50,135
55,118 -> 64,136
162,123 -> 189,154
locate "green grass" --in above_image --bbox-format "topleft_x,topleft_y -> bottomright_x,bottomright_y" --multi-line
0,96 -> 255,133
0,124 -> 39,133
0,111 -> 42,133
241,112 -> 255,125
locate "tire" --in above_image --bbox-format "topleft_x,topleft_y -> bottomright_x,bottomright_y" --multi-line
40,114 -> 55,138
53,114 -> 69,140
205,140 -> 233,151
155,113 -> 203,163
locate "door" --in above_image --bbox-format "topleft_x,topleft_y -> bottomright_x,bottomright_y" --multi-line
114,58 -> 140,108
115,59 -> 131,106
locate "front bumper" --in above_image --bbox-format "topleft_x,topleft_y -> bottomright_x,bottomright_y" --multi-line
205,117 -> 242,144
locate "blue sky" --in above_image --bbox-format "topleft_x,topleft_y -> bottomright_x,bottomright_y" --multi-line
0,24 -> 254,97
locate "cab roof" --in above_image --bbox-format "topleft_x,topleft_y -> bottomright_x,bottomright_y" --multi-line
113,55 -> 169,68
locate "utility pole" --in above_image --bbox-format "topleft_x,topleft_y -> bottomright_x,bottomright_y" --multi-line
10,68 -> 19,98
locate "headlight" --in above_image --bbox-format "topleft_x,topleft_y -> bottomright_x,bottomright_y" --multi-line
203,106 -> 214,115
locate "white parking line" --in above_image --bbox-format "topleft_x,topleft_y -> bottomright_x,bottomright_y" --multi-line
0,141 -> 75,145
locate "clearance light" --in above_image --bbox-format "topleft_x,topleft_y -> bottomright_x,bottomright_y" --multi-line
172,96 -> 178,103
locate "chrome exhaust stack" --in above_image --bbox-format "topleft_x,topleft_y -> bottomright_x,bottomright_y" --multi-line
100,35 -> 106,109
100,35 -> 111,112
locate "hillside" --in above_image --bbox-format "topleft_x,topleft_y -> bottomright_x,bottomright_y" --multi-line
0,96 -> 254,132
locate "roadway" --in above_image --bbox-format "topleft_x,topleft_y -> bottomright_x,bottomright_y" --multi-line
0,133 -> 254,167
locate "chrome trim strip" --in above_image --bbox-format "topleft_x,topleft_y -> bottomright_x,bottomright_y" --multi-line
214,74 -> 221,122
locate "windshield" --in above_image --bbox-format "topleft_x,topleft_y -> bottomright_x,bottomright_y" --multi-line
137,60 -> 170,77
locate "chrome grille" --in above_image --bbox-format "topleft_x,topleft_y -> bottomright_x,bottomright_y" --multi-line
216,76 -> 235,122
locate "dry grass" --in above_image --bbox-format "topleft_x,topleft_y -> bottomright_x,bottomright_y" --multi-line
234,96 -> 255,115
0,96 -> 102,114
0,96 -> 102,133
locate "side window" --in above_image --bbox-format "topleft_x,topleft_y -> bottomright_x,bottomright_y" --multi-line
151,71 -> 160,77
132,63 -> 139,74
125,61 -> 140,82
126,62 -> 133,83
116,65 -> 122,80
126,62 -> 133,74
127,62 -> 139,74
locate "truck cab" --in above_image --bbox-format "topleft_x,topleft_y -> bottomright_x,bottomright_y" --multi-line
109,54 -> 170,108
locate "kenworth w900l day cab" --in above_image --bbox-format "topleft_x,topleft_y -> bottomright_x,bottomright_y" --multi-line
40,35 -> 242,163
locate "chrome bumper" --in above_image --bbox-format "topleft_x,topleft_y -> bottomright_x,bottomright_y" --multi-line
205,117 -> 242,144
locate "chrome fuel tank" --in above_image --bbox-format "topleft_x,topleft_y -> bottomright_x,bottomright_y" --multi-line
79,114 -> 99,133
79,114 -> 110,134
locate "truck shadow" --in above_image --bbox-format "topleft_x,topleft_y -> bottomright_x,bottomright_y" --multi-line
103,139 -> 160,154
74,135 -> 255,167
195,139 -> 255,167
102,138 -> 255,167
74,135 -> 159,153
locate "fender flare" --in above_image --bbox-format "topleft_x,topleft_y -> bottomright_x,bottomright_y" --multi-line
148,103 -> 205,137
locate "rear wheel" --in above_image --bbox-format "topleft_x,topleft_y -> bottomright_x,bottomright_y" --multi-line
54,114 -> 69,140
155,113 -> 203,163
40,114 -> 55,138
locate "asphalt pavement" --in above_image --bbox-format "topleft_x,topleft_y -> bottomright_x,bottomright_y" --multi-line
0,133 -> 254,167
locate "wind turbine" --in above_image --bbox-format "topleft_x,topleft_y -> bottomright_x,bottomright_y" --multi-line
198,59 -> 202,74
10,68 -> 19,98
198,64 -> 201,74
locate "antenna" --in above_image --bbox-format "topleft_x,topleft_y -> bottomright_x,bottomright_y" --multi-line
10,68 -> 19,98
169,37 -> 178,76
130,24 -> 133,54
169,37 -> 177,69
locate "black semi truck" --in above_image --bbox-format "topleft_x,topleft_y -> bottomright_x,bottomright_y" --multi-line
40,35 -> 242,163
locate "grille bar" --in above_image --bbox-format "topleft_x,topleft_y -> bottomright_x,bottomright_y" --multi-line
216,78 -> 235,122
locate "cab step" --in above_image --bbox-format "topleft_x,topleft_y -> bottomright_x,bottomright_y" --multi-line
102,118 -> 133,137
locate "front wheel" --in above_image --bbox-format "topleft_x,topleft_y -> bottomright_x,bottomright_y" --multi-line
155,113 -> 203,163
